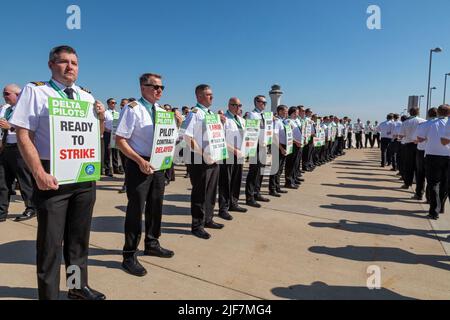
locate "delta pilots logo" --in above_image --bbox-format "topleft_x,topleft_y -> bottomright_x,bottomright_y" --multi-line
85,164 -> 96,176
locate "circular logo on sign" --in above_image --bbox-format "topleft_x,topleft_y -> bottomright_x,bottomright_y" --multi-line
85,165 -> 95,176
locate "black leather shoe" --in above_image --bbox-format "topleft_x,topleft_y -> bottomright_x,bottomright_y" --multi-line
284,184 -> 299,190
427,214 -> 438,220
0,216 -> 6,222
144,246 -> 174,258
68,286 -> 106,300
205,221 -> 224,229
219,212 -> 233,221
246,200 -> 261,208
119,186 -> 126,194
400,184 -> 410,190
412,194 -> 423,200
229,206 -> 247,213
192,228 -> 211,239
14,209 -> 37,222
122,257 -> 147,277
269,191 -> 281,197
297,178 -> 305,182
255,195 -> 270,202
276,189 -> 288,194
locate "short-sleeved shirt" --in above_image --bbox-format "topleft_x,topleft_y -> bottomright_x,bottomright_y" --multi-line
288,118 -> 302,143
224,110 -> 245,149
274,118 -> 286,145
414,120 -> 432,151
377,120 -> 393,139
105,108 -> 120,132
400,117 -> 426,143
5,105 -> 17,144
183,103 -> 214,151
10,79 -> 95,160
417,118 -> 450,156
115,97 -> 165,158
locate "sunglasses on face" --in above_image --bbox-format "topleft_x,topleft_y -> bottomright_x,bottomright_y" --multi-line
143,84 -> 165,91
230,103 -> 243,108
3,92 -> 13,97
257,100 -> 267,105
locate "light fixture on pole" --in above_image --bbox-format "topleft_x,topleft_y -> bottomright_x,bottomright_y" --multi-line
429,86 -> 437,108
426,47 -> 443,114
444,73 -> 450,104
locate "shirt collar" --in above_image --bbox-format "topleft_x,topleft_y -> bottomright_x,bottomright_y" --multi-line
51,78 -> 77,91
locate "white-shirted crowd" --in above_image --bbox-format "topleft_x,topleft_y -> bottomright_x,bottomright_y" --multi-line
1,44 -> 430,300
375,105 -> 450,220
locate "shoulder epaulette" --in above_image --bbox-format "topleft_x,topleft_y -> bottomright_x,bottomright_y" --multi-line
31,81 -> 46,86
191,108 -> 198,113
128,101 -> 138,108
79,86 -> 92,94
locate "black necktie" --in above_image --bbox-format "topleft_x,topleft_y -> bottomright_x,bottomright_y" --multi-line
64,88 -> 75,100
234,115 -> 242,129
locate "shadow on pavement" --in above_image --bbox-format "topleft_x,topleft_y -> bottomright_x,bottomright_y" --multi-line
326,194 -> 417,203
308,245 -> 450,272
271,281 -> 416,300
320,203 -> 428,219
309,220 -> 450,243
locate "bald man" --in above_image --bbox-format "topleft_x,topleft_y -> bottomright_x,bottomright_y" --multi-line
0,85 -> 37,222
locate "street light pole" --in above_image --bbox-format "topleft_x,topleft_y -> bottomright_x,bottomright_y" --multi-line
444,73 -> 450,104
426,47 -> 443,114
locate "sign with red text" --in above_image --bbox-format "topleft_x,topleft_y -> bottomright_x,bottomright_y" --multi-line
49,97 -> 101,184
150,111 -> 178,171
205,114 -> 228,162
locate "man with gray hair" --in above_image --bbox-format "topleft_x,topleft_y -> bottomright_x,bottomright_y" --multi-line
0,84 -> 37,223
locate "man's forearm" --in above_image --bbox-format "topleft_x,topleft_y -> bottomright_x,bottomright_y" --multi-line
16,128 -> 46,177
116,137 -> 144,165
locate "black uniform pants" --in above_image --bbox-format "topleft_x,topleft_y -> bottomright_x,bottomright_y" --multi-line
365,133 -> 372,148
285,144 -> 301,185
103,131 -> 120,174
403,143 -> 417,186
302,143 -> 310,169
34,161 -> 95,300
245,146 -> 265,201
0,145 -> 36,217
355,133 -> 363,149
347,133 -> 353,148
373,134 -> 380,148
389,140 -> 400,170
425,155 -> 449,217
380,138 -> 391,166
190,153 -> 219,231
415,149 -> 427,198
123,158 -> 165,257
269,145 -> 286,192
219,157 -> 243,214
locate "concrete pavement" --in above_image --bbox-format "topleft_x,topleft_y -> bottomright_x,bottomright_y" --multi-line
0,148 -> 449,300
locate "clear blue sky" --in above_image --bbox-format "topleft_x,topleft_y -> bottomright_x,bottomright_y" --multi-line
1,0 -> 450,121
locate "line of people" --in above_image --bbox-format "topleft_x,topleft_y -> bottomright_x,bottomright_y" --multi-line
376,106 -> 450,220
0,45 -> 371,300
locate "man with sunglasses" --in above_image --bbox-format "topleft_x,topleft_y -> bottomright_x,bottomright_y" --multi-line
10,45 -> 106,300
104,98 -> 123,177
116,73 -> 174,277
245,95 -> 271,208
0,84 -> 37,223
184,84 -> 225,240
218,97 -> 248,221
